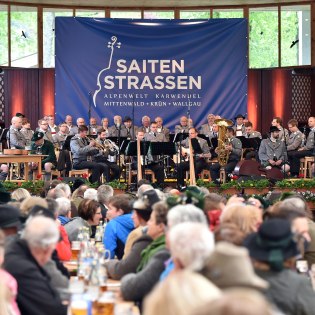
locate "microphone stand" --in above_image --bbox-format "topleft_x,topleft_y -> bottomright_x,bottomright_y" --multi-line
282,130 -> 288,179
88,91 -> 92,136
117,124 -> 121,183
132,94 -> 135,141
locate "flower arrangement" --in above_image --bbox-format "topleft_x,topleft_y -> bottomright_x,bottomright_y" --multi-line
196,179 -> 218,189
275,179 -> 315,190
106,179 -> 127,190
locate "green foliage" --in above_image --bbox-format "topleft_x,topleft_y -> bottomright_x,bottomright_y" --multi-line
275,179 -> 315,189
106,180 -> 127,190
196,179 -> 217,188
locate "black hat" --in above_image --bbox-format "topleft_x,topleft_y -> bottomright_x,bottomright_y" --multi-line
123,116 -> 132,123
243,218 -> 300,271
269,126 -> 281,133
133,189 -> 160,212
15,112 -> 25,118
0,183 -> 11,204
234,114 -> 245,120
31,131 -> 44,142
28,205 -> 55,220
0,204 -> 21,229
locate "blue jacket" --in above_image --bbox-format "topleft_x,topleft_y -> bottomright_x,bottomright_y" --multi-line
103,213 -> 134,259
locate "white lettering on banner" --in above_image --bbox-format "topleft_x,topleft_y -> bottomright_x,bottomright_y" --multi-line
104,75 -> 201,90
116,59 -> 185,74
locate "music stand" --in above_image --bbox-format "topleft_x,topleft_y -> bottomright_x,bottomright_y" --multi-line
197,134 -> 211,148
172,132 -> 189,143
191,138 -> 203,155
210,137 -> 218,149
0,128 -> 8,151
63,135 -> 74,151
125,141 -> 150,186
108,136 -> 127,147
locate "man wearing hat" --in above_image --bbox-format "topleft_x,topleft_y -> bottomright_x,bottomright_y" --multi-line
30,131 -> 57,181
244,218 -> 315,315
233,114 -> 246,137
121,116 -> 138,140
258,126 -> 289,174
105,189 -> 159,280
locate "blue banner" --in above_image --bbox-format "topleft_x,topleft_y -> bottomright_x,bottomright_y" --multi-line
55,18 -> 247,130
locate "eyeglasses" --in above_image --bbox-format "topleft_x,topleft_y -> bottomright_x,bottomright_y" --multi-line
41,123 -> 48,125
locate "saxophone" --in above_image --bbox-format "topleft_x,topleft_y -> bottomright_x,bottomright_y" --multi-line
215,118 -> 234,166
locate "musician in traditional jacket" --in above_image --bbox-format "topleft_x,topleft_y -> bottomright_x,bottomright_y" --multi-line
258,126 -> 290,173
288,116 -> 315,177
243,121 -> 261,160
199,113 -> 216,137
271,116 -> 289,142
52,122 -> 69,150
133,130 -> 165,187
155,116 -> 170,142
89,117 -> 101,136
233,114 -> 246,137
177,127 -> 210,188
97,117 -> 111,137
70,125 -> 108,184
109,115 -> 123,137
175,116 -> 189,134
30,131 -> 57,181
69,117 -> 85,136
121,116 -> 137,140
138,116 -> 151,134
287,119 -> 303,151
7,116 -> 27,149
37,119 -> 54,143
209,127 -> 242,183
145,122 -> 167,142
93,129 -> 120,181
20,119 -> 34,148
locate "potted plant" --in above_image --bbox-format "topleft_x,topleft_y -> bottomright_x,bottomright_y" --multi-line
107,180 -> 127,195
239,179 -> 270,195
196,179 -> 219,192
219,181 -> 241,195
275,179 -> 315,193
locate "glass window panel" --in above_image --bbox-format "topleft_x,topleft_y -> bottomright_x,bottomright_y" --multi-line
110,11 -> 141,19
143,11 -> 174,19
11,5 -> 38,68
249,7 -> 278,68
43,8 -> 73,68
281,5 -> 311,67
213,9 -> 244,18
180,10 -> 210,19
0,5 -> 8,66
75,10 -> 105,18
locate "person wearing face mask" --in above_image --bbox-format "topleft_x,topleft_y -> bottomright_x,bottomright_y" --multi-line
258,126 -> 290,174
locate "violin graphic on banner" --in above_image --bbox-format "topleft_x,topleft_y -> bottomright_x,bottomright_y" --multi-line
93,36 -> 121,107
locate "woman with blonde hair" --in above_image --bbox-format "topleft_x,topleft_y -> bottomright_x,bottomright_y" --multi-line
143,270 -> 221,315
220,204 -> 262,237
11,188 -> 31,202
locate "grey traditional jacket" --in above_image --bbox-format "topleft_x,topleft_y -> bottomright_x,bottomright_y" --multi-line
259,138 -> 286,163
7,126 -> 26,149
70,135 -> 98,164
287,130 -> 303,151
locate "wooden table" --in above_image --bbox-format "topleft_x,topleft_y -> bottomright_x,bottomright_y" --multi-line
0,154 -> 46,181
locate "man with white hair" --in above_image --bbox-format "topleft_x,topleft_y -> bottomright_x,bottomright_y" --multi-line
7,116 -> 27,149
169,222 -> 214,271
97,184 -> 114,219
56,197 -> 72,225
109,115 -> 123,137
160,204 -> 208,280
3,216 -> 67,315
83,188 -> 98,201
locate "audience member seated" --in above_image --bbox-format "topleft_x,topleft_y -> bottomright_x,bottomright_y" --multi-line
64,199 -> 102,242
3,216 -> 67,315
143,270 -> 221,315
244,219 -> 315,315
200,242 -> 268,291
120,201 -> 170,305
11,188 -> 31,202
97,184 -> 114,220
56,197 -> 71,226
103,195 -> 134,259
105,190 -> 159,280
192,288 -> 274,315
0,229 -> 20,315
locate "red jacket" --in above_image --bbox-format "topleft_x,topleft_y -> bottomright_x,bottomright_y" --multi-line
56,225 -> 71,261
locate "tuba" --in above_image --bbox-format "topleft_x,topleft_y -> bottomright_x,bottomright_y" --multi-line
215,118 -> 234,166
